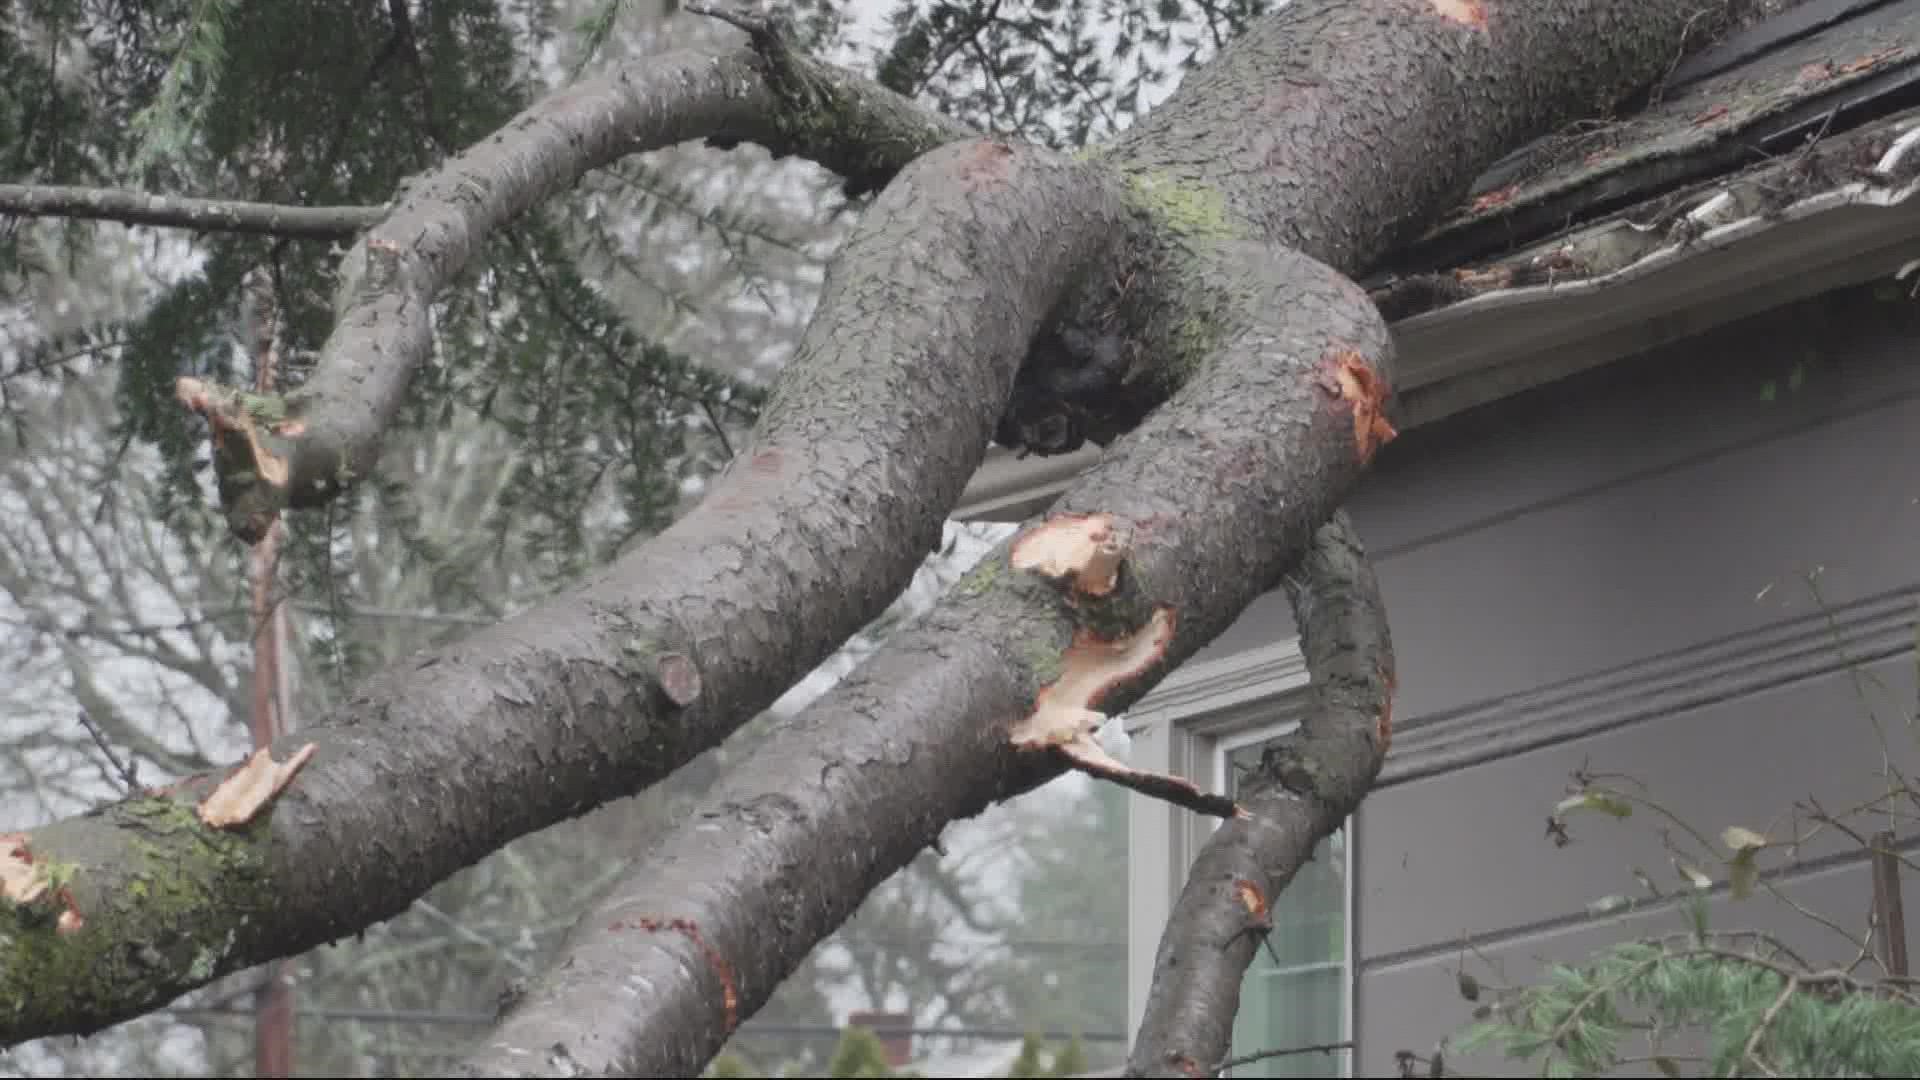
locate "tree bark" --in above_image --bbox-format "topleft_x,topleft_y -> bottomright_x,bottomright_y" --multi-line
457,2 -> 1757,1073
0,126 -> 1112,1049
1,0 -> 1759,1054
1127,514 -> 1394,1079
189,32 -> 974,540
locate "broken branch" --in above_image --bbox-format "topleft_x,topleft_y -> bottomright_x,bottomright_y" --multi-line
0,137 -> 1121,1047
457,238 -> 1394,1077
192,41 -> 971,535
1127,511 -> 1395,1077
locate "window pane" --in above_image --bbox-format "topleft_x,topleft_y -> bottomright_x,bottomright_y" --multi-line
1223,740 -> 1350,1079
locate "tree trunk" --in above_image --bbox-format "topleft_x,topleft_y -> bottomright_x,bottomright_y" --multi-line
0,0 -> 1760,1060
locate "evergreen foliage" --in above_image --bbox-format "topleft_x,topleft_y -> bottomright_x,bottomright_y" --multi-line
1464,924 -> 1920,1078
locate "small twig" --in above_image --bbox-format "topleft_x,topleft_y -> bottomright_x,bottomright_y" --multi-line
76,709 -> 140,791
700,400 -> 735,460
1213,1039 -> 1353,1074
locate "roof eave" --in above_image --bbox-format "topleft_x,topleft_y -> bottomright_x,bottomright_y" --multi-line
956,166 -> 1920,523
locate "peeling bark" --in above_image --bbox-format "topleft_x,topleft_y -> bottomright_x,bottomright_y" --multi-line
1126,513 -> 1394,1079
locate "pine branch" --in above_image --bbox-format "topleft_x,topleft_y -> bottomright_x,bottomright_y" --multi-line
0,184 -> 382,238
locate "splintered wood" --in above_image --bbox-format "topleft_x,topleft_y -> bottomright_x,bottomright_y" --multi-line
1009,512 -> 1126,597
198,744 -> 318,828
1007,557 -> 1244,819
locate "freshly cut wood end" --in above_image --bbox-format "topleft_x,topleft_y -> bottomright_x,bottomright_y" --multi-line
1322,350 -> 1397,465
1431,0 -> 1488,29
1050,605 -> 1176,712
655,651 -> 702,707
1009,512 -> 1126,597
1009,703 -> 1104,749
2,833 -> 85,930
1011,607 -> 1241,818
0,833 -> 47,905
174,376 -> 294,489
198,743 -> 318,829
1234,879 -> 1269,918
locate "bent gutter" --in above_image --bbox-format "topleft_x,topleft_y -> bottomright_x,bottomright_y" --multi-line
956,133 -> 1920,522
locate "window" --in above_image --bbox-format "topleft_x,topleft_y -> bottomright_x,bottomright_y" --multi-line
1124,636 -> 1352,1080
1216,732 -> 1351,1079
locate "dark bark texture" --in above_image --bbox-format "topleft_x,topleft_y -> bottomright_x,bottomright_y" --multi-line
457,1 -> 1760,1072
460,241 -> 1392,1076
237,37 -> 971,533
2,0 -> 1765,1058
0,136 -> 1120,1043
1127,512 -> 1394,1078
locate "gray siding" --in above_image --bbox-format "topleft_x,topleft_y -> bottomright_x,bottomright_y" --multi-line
1186,286 -> 1920,1075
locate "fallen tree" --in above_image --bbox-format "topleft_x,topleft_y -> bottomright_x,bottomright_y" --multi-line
1,0 -> 1764,1072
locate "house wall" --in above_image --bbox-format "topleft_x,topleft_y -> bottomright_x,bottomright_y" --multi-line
1164,282 -> 1920,1075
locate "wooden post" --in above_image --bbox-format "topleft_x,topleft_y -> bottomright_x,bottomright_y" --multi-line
1871,829 -> 1907,979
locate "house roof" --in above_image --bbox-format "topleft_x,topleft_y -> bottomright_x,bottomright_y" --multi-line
956,0 -> 1920,522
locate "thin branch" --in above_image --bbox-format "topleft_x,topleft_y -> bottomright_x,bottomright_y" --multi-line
0,184 -> 382,238
0,335 -> 129,383
74,709 -> 140,792
1213,1040 -> 1354,1075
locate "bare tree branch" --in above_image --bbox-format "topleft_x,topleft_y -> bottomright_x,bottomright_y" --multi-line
1128,513 -> 1393,1078
185,30 -> 974,539
73,710 -> 141,792
0,184 -> 383,238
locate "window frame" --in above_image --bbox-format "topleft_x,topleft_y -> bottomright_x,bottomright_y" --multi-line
1123,637 -> 1355,1078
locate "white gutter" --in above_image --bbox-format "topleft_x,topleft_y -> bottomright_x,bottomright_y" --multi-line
955,127 -> 1920,522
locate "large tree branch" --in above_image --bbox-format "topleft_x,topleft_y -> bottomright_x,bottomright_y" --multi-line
0,137 -> 1122,1044
1127,513 -> 1394,1078
0,185 -> 384,238
180,24 -> 972,540
456,1 -> 1761,1073
457,239 -> 1394,1077
1,0 -> 1761,1053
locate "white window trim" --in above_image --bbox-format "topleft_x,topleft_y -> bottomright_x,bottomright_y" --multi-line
1123,637 -> 1354,1077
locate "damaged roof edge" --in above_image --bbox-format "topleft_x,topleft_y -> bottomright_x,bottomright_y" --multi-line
955,113 -> 1920,523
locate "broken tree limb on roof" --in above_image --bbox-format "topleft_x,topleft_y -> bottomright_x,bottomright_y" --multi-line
459,240 -> 1394,1078
1127,512 -> 1394,1079
3,0 -> 1769,1054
